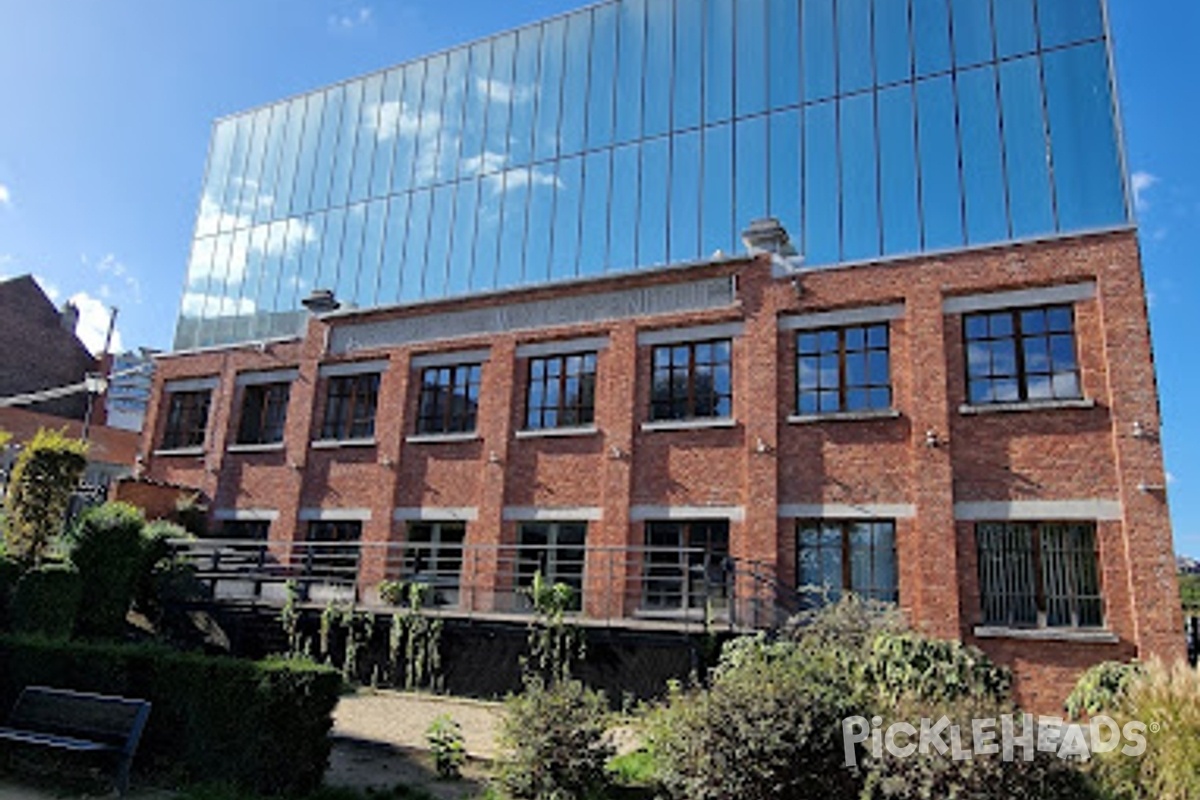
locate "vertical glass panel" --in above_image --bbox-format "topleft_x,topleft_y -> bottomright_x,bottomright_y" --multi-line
275,99 -> 306,217
414,55 -> 447,190
616,0 -> 646,144
485,35 -> 516,173
952,0 -> 993,68
875,0 -> 912,86
328,80 -> 363,207
838,0 -> 874,94
369,69 -> 402,200
579,150 -> 611,276
804,0 -> 836,102
293,94 -> 325,216
736,0 -> 767,117
349,75 -> 383,204
609,145 -> 639,272
644,0 -> 673,138
377,195 -> 408,305
437,50 -> 469,184
1038,0 -> 1103,49
509,27 -> 540,168
673,0 -> 703,129
736,116 -> 768,233
390,61 -> 423,193
458,46 -> 489,180
237,109 -> 271,230
702,123 -> 734,257
424,184 -> 455,297
913,0 -> 951,77
994,0 -> 1036,58
220,116 -> 250,232
768,110 -> 801,242
197,122 -> 234,238
958,65 -> 1009,244
804,101 -> 839,265
287,219 -> 315,310
883,85 -> 916,253
590,4 -> 619,149
999,56 -> 1055,237
1044,43 -> 1127,231
669,130 -> 701,263
841,92 -> 880,261
564,10 -> 594,155
403,190 -> 432,301
277,218 -> 305,311
705,0 -> 735,123
639,138 -> 669,267
318,207 -> 345,293
525,165 -> 556,282
256,222 -> 286,325
254,104 -> 288,224
471,181 -> 500,293
534,19 -> 566,163
768,0 -> 801,109
447,180 -> 478,295
335,203 -> 366,306
497,169 -> 530,288
916,75 -> 964,249
357,200 -> 387,305
551,156 -> 583,279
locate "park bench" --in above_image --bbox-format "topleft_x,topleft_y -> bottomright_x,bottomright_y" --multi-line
0,686 -> 151,796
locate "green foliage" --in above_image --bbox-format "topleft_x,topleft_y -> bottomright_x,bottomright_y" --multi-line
0,554 -> 24,627
1065,660 -> 1144,719
280,580 -> 304,657
1087,660 -> 1200,800
867,632 -> 1012,706
0,634 -> 342,796
426,713 -> 466,780
174,492 -> 210,538
134,519 -> 201,627
68,501 -> 147,638
388,583 -> 443,692
606,749 -> 657,787
9,562 -> 82,638
494,677 -> 614,800
378,579 -> 407,606
524,571 -> 584,685
2,428 -> 88,563
318,602 -> 374,683
1178,572 -> 1200,614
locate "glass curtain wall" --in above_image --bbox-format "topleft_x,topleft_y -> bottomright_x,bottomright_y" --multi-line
177,0 -> 1128,350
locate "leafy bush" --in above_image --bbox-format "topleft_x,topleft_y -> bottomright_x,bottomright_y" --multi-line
494,677 -> 613,800
426,714 -> 466,780
867,632 -> 1012,706
1065,660 -> 1144,719
134,520 -> 200,623
0,555 -> 24,627
10,563 -> 82,638
68,502 -> 147,638
2,428 -> 88,563
0,635 -> 342,796
1087,660 -> 1200,800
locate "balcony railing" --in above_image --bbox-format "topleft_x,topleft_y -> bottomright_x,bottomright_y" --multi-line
170,538 -> 799,632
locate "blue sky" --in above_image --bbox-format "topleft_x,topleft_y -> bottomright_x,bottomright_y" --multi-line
0,1 -> 1196,554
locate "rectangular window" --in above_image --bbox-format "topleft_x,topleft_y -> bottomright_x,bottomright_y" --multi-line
220,520 -> 270,540
525,352 -> 597,430
320,374 -> 380,440
650,340 -> 732,421
797,520 -> 898,607
404,522 -> 465,607
642,520 -> 730,613
797,324 -> 891,415
976,521 -> 1103,629
516,522 -> 587,612
305,520 -> 362,583
236,382 -> 291,445
162,390 -> 211,450
417,364 -> 482,435
964,304 -> 1081,405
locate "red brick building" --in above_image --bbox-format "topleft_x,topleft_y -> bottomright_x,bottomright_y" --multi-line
143,224 -> 1182,711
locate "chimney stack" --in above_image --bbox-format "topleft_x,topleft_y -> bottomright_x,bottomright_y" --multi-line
60,301 -> 80,334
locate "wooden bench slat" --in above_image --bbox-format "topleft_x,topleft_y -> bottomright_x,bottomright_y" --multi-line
0,726 -> 114,751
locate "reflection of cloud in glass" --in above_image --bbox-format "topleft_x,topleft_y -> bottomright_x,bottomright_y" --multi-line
367,99 -> 422,141
187,215 -> 318,288
475,77 -> 534,105
181,292 -> 255,317
967,343 -> 990,369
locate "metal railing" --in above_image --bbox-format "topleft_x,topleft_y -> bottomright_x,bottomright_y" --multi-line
170,538 -> 800,631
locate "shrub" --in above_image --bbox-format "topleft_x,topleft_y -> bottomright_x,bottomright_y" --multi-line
426,714 -> 466,780
0,635 -> 342,795
867,632 -> 1011,706
10,563 -> 82,638
494,677 -> 613,800
1087,660 -> 1200,800
0,555 -> 24,627
2,428 -> 88,563
1065,660 -> 1144,719
68,502 -> 147,639
134,520 -> 201,623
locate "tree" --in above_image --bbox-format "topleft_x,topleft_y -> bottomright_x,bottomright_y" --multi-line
1180,572 -> 1200,615
2,428 -> 88,564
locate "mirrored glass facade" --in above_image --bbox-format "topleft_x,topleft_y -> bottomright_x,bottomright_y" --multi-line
175,0 -> 1129,350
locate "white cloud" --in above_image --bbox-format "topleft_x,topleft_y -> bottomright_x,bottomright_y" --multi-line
329,5 -> 372,31
33,274 -> 60,303
68,291 -> 123,355
0,183 -> 10,207
1167,472 -> 1178,486
1131,171 -> 1158,212
475,77 -> 533,105
92,253 -> 142,304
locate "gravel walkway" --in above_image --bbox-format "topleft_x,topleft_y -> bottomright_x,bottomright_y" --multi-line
333,689 -> 504,760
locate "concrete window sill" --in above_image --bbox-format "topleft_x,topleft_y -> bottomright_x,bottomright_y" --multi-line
515,426 -> 599,440
788,408 -> 901,424
310,438 -> 377,450
973,626 -> 1118,644
405,432 -> 481,444
152,447 -> 205,457
959,398 -> 1096,416
227,442 -> 286,454
641,417 -> 737,433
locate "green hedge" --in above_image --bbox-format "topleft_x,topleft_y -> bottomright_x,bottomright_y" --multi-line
0,635 -> 342,795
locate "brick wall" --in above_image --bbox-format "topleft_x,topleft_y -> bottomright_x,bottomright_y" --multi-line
144,229 -> 1183,712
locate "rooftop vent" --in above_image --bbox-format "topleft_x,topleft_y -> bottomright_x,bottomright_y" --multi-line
301,288 -> 340,315
741,218 -> 803,276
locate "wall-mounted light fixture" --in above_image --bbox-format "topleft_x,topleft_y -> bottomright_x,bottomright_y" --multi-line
1131,421 -> 1156,441
487,450 -> 502,465
609,445 -> 628,461
1137,482 -> 1167,494
753,436 -> 774,455
924,429 -> 942,448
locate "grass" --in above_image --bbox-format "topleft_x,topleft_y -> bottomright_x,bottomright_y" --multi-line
173,784 -> 435,800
